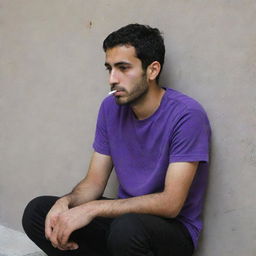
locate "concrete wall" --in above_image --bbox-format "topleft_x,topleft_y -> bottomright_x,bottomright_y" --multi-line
1,1 -> 255,255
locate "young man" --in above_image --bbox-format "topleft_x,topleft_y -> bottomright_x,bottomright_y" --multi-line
22,24 -> 211,256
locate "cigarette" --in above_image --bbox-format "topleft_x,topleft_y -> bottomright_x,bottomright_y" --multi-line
108,90 -> 117,95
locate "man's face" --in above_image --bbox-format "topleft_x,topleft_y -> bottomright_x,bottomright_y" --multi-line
105,45 -> 149,105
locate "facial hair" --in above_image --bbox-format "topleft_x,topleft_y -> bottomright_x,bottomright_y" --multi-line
115,74 -> 149,106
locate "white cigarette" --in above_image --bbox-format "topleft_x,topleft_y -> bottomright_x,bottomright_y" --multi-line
108,90 -> 117,95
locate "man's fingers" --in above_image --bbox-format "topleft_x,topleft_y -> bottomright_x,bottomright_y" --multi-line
45,214 -> 58,240
51,220 -> 71,249
45,217 -> 52,240
58,241 -> 79,251
67,241 -> 79,250
59,227 -> 72,247
55,223 -> 78,250
54,241 -> 79,251
49,221 -> 60,248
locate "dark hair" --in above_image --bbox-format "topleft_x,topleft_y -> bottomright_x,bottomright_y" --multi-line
103,24 -> 165,82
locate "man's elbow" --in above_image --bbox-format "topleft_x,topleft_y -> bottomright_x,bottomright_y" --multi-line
162,208 -> 180,218
160,201 -> 182,218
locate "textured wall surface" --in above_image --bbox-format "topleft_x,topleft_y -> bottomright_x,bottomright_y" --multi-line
1,1 -> 256,255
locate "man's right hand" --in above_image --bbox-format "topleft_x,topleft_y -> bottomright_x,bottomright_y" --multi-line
45,197 -> 79,250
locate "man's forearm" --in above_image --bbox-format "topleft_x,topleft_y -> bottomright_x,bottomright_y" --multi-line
61,178 -> 105,208
83,191 -> 181,220
60,152 -> 113,208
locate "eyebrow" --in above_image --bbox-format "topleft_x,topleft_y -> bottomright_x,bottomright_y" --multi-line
104,61 -> 132,67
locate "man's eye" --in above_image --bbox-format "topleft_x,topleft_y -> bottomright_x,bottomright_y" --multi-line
105,67 -> 111,73
119,66 -> 128,71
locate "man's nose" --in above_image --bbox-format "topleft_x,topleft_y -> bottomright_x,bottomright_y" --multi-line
109,70 -> 119,85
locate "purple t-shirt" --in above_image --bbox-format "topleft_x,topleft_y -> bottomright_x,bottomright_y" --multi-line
93,87 -> 211,248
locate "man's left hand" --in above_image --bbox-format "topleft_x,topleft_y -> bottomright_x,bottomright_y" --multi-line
48,204 -> 94,250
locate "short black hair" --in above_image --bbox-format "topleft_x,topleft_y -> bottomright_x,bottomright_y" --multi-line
103,24 -> 165,82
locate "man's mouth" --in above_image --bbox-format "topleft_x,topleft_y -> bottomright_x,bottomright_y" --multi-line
109,87 -> 126,96
108,90 -> 117,95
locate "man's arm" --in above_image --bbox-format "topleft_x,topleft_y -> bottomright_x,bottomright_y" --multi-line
87,161 -> 198,218
62,151 -> 113,207
52,161 -> 198,249
45,151 -> 113,250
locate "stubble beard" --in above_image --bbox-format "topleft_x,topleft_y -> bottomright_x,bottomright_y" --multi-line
115,75 -> 149,106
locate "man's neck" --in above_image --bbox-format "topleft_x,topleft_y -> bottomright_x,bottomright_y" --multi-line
131,83 -> 165,120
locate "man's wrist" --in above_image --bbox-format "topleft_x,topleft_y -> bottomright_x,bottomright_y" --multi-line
82,200 -> 105,218
58,195 -> 72,207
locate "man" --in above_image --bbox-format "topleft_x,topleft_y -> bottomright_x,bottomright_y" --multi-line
22,24 -> 211,256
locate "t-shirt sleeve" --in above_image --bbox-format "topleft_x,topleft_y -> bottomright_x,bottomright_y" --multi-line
169,109 -> 211,163
92,101 -> 111,156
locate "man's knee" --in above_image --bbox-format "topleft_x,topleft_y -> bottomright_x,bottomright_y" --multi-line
22,196 -> 57,235
107,213 -> 151,255
22,196 -> 44,232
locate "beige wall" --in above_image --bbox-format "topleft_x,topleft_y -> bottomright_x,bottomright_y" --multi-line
1,1 -> 256,255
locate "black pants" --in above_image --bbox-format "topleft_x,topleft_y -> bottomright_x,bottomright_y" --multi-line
22,196 -> 194,256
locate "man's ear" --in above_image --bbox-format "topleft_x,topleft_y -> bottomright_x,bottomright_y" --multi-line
146,61 -> 161,81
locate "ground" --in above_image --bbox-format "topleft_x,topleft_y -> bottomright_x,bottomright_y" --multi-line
0,225 -> 46,256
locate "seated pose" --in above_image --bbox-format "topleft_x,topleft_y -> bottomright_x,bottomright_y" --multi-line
22,24 -> 211,256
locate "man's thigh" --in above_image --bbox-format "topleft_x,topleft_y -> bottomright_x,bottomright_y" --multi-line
71,216 -> 113,255
108,213 -> 194,256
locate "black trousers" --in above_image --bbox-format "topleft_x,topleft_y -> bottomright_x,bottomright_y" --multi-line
22,196 -> 194,256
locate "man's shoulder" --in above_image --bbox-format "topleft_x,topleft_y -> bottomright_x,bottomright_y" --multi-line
164,87 -> 208,116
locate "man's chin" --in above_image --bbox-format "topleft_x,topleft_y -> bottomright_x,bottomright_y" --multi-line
115,97 -> 129,105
